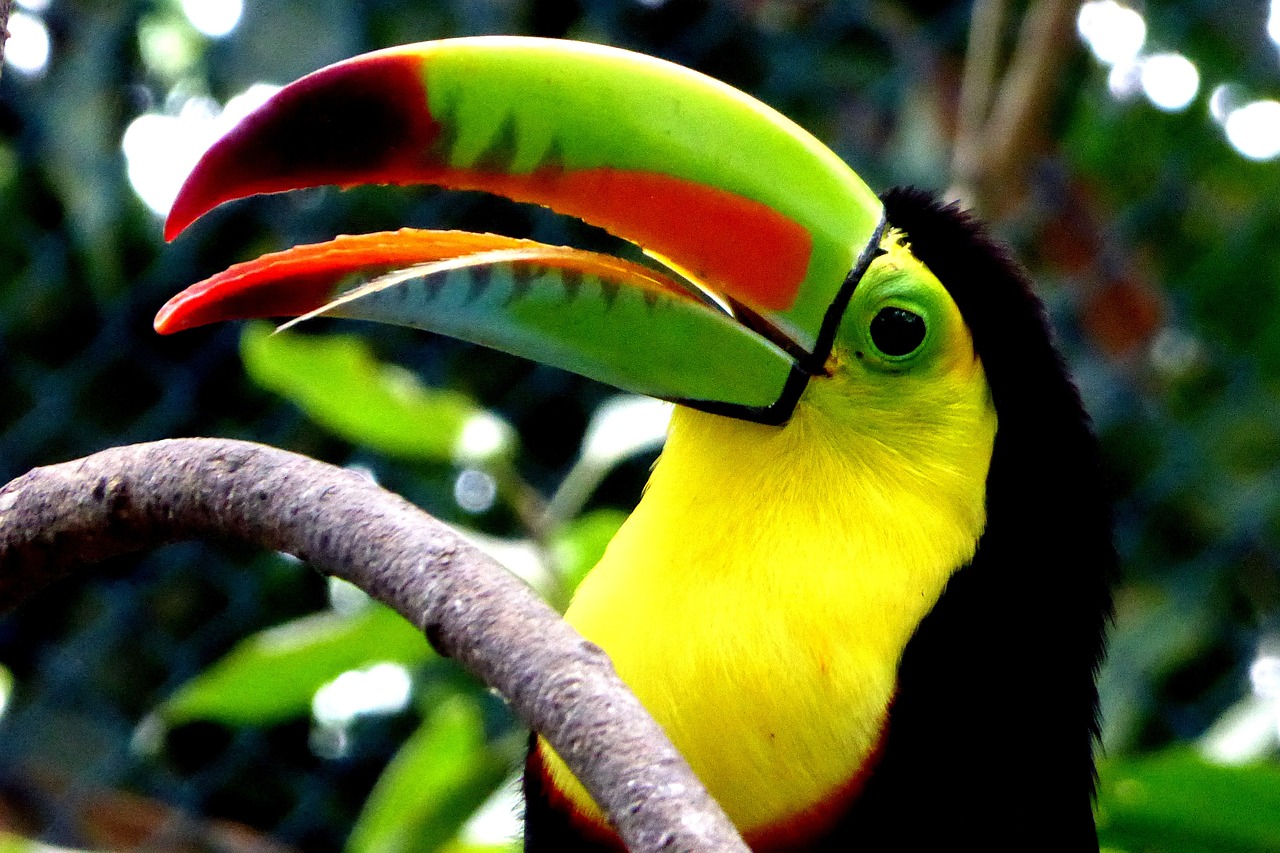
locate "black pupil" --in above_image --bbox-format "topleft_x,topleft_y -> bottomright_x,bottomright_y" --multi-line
870,307 -> 927,357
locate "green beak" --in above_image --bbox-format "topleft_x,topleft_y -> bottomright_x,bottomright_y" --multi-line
159,36 -> 885,424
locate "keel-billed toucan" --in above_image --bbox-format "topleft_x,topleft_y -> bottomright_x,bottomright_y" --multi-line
156,37 -> 1114,850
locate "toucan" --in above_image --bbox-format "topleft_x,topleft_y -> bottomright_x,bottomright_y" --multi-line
155,37 -> 1114,851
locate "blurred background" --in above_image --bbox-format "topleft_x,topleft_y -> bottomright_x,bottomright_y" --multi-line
0,0 -> 1278,850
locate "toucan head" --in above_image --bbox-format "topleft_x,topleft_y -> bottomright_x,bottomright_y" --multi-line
158,36 -> 986,430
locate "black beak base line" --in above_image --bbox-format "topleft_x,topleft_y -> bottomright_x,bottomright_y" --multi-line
677,208 -> 889,426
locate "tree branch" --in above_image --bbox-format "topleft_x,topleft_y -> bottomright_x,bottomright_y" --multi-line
948,0 -> 1079,216
0,438 -> 749,853
982,0 -> 1077,190
950,0 -> 1007,209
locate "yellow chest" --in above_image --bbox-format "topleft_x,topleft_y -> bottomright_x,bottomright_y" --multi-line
541,384 -> 994,834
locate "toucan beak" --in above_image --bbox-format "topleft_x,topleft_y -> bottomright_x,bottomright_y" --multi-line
158,36 -> 885,424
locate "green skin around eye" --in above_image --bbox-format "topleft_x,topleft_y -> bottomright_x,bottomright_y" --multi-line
836,247 -> 963,375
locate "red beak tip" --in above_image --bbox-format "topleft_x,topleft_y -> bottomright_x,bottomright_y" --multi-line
153,302 -> 184,335
163,202 -> 197,242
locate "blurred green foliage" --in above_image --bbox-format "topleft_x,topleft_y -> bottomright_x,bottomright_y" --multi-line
240,323 -> 517,467
1,0 -> 1280,851
161,603 -> 434,728
1098,750 -> 1280,852
344,696 -> 513,853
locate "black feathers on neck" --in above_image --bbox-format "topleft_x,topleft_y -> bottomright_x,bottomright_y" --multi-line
521,188 -> 1117,852
828,188 -> 1116,850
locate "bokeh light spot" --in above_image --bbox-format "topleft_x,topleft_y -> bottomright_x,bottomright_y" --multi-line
1077,0 -> 1146,67
312,662 -> 413,727
5,12 -> 51,77
1225,100 -> 1280,161
122,84 -> 281,216
455,412 -> 513,463
454,468 -> 498,514
181,0 -> 244,38
139,17 -> 201,78
1210,83 -> 1246,126
1107,61 -> 1142,101
1141,53 -> 1200,112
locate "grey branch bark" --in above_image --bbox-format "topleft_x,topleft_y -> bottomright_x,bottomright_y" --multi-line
0,438 -> 748,853
982,0 -> 1078,186
951,0 -> 1008,209
948,0 -> 1080,216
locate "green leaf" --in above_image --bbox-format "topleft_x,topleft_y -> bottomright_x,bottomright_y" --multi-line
1097,748 -> 1280,852
240,323 -> 516,464
163,604 -> 432,726
346,696 -> 510,853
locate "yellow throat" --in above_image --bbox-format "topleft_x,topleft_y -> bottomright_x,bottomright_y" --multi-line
540,234 -> 998,834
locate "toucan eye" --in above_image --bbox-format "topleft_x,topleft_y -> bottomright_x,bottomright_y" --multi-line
870,307 -> 927,357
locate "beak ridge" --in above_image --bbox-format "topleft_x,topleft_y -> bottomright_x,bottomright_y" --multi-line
161,37 -> 887,422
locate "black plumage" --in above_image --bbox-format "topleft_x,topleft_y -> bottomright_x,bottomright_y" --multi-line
523,188 -> 1116,851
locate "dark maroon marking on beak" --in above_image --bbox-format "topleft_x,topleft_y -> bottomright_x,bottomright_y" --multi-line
166,52 -> 441,239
